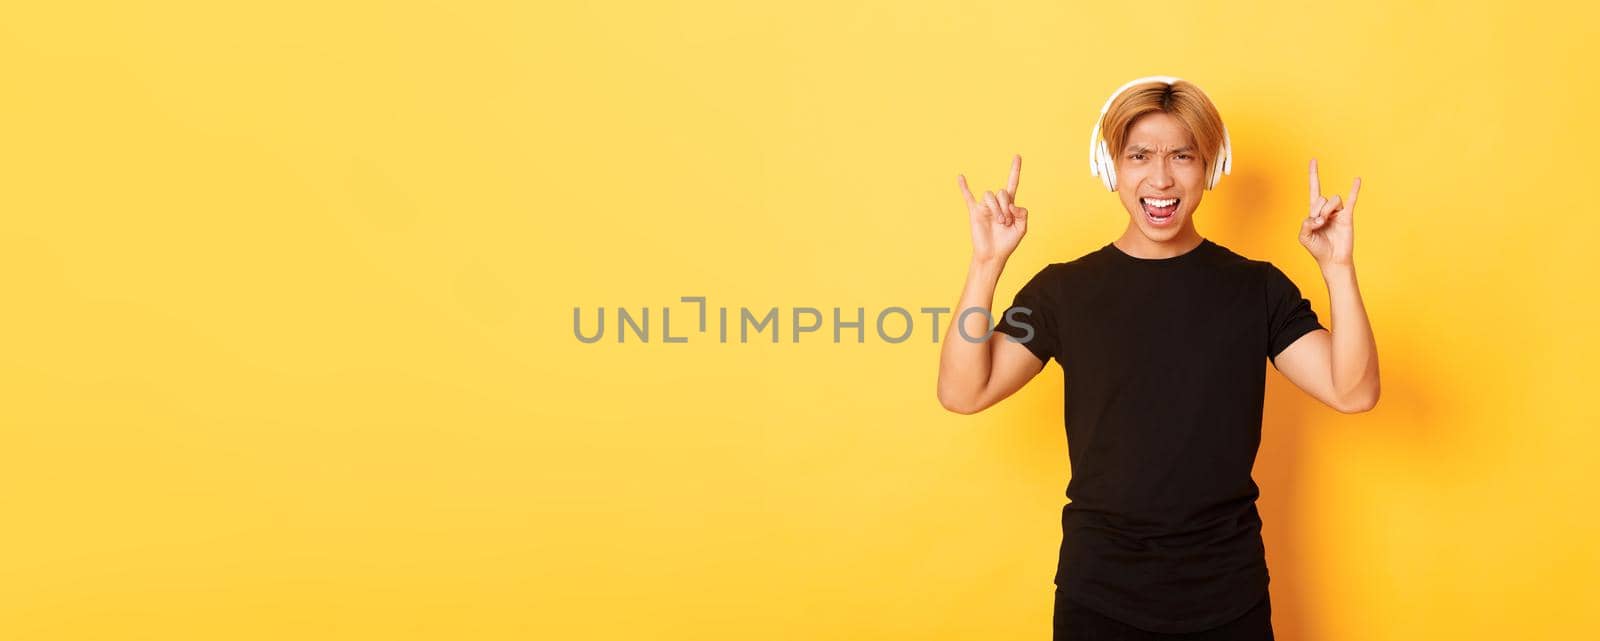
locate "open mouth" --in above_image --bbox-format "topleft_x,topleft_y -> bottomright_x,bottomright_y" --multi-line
1140,197 -> 1179,226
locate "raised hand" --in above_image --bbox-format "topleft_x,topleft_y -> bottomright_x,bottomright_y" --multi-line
959,154 -> 1028,264
1300,158 -> 1361,267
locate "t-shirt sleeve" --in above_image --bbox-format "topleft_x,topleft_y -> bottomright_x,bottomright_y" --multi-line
991,264 -> 1060,365
1264,262 -> 1326,364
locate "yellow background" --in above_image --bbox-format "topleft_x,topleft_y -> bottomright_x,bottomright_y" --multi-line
2,1 -> 1596,639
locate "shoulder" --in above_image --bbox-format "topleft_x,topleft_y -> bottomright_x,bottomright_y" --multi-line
1216,244 -> 1307,300
1205,239 -> 1271,274
1048,244 -> 1117,278
1020,252 -> 1095,297
1205,241 -> 1301,294
1012,261 -> 1070,300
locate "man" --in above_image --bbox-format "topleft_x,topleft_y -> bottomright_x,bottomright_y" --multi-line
935,77 -> 1380,640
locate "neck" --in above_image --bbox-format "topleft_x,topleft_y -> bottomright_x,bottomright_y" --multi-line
1113,222 -> 1204,259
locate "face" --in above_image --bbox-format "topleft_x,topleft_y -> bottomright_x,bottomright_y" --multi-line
1114,112 -> 1208,242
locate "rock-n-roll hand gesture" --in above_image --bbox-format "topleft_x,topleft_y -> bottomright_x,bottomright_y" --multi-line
1300,158 -> 1361,267
959,154 -> 1028,265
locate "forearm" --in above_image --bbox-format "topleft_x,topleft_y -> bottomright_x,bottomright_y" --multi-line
937,256 -> 1005,411
1319,262 -> 1381,410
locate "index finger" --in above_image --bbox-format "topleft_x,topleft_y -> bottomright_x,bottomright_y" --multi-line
1006,154 -> 1022,198
1309,158 -> 1321,203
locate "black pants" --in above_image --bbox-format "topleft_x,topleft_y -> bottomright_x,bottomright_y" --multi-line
1052,589 -> 1274,640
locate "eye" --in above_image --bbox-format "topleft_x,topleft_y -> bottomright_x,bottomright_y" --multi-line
1129,153 -> 1146,160
1175,153 -> 1192,160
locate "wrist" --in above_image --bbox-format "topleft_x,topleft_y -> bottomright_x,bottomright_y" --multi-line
1319,260 -> 1358,286
1319,259 -> 1355,275
971,253 -> 1009,272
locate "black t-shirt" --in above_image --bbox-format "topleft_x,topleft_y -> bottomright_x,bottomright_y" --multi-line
991,237 -> 1324,634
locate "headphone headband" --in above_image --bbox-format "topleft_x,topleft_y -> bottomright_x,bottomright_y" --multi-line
1087,76 -> 1232,192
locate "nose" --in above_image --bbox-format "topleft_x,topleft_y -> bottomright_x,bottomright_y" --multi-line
1148,159 -> 1175,189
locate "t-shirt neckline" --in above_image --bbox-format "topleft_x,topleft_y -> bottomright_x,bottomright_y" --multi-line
1104,238 -> 1214,264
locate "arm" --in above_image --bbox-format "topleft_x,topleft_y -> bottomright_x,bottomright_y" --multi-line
936,154 -> 1050,414
1273,159 -> 1381,413
1274,263 -> 1380,413
936,256 -> 1047,414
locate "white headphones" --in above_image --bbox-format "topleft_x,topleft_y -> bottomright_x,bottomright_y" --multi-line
1087,75 -> 1232,192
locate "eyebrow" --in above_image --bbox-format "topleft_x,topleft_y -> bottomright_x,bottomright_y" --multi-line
1125,145 -> 1194,154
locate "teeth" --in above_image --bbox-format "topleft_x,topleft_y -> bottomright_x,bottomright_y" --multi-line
1142,197 -> 1178,207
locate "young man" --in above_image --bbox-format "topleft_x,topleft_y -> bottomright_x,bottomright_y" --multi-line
936,77 -> 1380,640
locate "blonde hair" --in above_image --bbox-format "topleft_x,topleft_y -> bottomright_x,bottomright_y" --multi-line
1101,80 -> 1227,187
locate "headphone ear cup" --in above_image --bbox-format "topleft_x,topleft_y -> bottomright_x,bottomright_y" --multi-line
1093,132 -> 1106,188
1221,127 -> 1233,177
1209,135 -> 1231,189
1093,138 -> 1104,189
1089,122 -> 1103,180
1099,140 -> 1116,191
